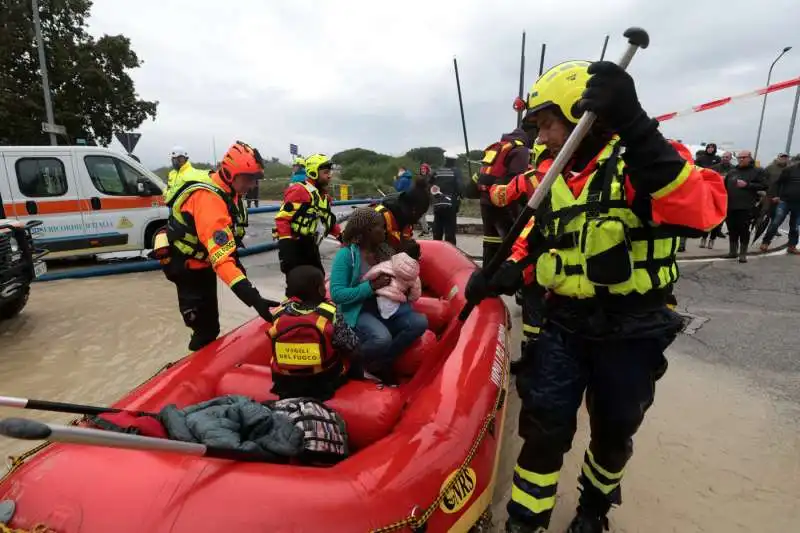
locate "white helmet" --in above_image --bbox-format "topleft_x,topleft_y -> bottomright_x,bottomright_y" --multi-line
169,146 -> 188,159
443,151 -> 458,160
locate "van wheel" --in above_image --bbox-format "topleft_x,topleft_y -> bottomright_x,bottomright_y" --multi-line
144,222 -> 167,249
0,285 -> 30,321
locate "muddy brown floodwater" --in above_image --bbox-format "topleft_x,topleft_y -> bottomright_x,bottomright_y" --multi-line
1,273 -> 798,533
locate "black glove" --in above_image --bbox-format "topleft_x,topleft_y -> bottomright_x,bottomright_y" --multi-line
578,61 -> 657,145
465,270 -> 490,305
231,279 -> 279,321
489,261 -> 523,296
252,298 -> 276,323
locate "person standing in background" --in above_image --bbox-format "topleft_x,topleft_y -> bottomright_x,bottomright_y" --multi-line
166,146 -> 204,198
724,150 -> 767,263
289,156 -> 307,183
760,158 -> 800,255
695,143 -> 722,169
394,167 -> 413,193
430,152 -> 463,245
415,163 -> 432,236
245,178 -> 260,208
699,151 -> 735,248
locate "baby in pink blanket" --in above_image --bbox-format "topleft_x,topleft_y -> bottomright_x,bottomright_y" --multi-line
363,243 -> 422,319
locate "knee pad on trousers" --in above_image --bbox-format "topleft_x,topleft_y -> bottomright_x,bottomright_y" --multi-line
181,307 -> 199,328
589,425 -> 636,475
517,405 -> 578,460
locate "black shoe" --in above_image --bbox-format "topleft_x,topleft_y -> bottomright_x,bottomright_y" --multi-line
565,508 -> 609,533
505,518 -> 546,533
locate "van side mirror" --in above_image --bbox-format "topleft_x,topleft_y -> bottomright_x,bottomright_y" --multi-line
136,179 -> 160,197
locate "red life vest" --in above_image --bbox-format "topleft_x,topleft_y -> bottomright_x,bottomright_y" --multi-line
267,299 -> 340,376
372,204 -> 413,249
479,139 -> 526,182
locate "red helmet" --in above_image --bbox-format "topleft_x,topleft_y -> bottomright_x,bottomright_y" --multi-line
218,141 -> 264,183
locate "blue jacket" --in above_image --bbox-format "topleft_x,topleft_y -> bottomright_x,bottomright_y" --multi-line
329,244 -> 374,327
394,170 -> 413,193
290,170 -> 307,183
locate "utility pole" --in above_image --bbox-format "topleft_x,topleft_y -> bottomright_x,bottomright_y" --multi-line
516,31 -> 526,128
786,83 -> 800,154
754,46 -> 791,160
32,0 -> 57,145
453,57 -> 472,177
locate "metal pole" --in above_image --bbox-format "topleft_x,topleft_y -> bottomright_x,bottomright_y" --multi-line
31,0 -> 57,146
755,47 -> 791,160
538,43 -> 546,76
453,57 -> 472,177
786,83 -> 800,154
600,35 -> 610,60
516,32 -> 526,128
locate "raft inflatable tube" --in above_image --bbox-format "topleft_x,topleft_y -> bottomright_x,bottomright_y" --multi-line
0,241 -> 511,533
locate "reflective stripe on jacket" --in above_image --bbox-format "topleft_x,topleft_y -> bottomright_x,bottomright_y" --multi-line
274,181 -> 336,240
532,139 -> 681,298
165,172 -> 249,287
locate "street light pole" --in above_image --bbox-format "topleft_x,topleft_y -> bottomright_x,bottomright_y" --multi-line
786,83 -> 800,154
32,0 -> 57,146
754,46 -> 791,161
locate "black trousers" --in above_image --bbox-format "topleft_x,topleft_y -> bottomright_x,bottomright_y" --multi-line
166,266 -> 220,351
727,209 -> 752,254
520,284 -> 546,345
507,320 -> 673,528
278,236 -> 324,276
479,203 -> 515,264
433,206 -> 458,245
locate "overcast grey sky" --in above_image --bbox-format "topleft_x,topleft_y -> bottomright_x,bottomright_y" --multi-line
87,0 -> 800,169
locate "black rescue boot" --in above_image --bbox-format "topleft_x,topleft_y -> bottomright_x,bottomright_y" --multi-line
566,479 -> 614,533
565,507 -> 609,533
726,239 -> 738,259
504,517 -> 546,533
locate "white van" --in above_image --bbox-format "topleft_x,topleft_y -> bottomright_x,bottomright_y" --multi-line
0,146 -> 169,259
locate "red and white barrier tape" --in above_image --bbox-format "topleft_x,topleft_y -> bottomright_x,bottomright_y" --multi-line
655,76 -> 800,123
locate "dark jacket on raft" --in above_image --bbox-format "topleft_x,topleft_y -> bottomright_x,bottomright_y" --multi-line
160,395 -> 304,461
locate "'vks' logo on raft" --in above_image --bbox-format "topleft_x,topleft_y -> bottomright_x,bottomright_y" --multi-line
439,467 -> 477,514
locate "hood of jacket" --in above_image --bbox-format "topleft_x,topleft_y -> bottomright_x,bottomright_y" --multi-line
384,187 -> 429,227
501,128 -> 530,146
391,252 -> 419,281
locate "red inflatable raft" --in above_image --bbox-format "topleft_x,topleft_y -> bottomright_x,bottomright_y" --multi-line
0,241 -> 511,533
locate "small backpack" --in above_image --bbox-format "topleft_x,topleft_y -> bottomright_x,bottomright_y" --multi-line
269,398 -> 349,465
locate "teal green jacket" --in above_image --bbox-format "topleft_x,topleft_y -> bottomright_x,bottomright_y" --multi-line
329,244 -> 375,327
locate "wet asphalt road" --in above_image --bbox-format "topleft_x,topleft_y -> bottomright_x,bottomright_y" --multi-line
672,253 -> 800,405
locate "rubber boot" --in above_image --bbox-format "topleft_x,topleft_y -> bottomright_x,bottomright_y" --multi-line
739,235 -> 750,263
726,239 -> 738,259
565,508 -> 609,533
699,236 -> 707,248
707,238 -> 715,250
505,518 -> 546,533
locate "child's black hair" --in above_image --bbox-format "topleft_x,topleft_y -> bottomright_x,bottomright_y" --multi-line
402,240 -> 421,260
285,265 -> 325,302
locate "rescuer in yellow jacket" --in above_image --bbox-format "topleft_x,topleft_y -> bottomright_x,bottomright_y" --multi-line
156,141 -> 278,351
165,146 -> 206,198
273,154 -> 342,277
465,61 -> 727,533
